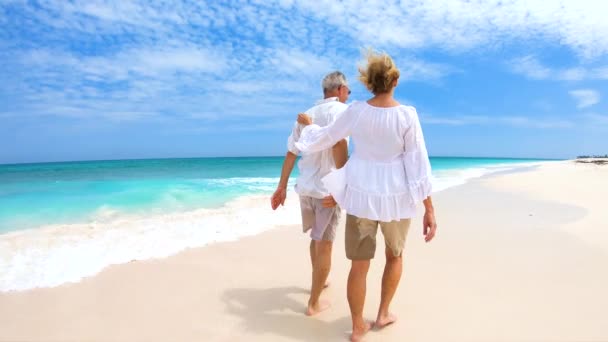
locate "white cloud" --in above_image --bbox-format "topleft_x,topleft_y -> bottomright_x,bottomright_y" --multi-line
22,1 -> 608,61
3,0 -> 608,126
398,57 -> 456,81
509,56 -> 552,80
422,115 -> 490,126
569,89 -> 600,109
422,114 -> 573,129
269,49 -> 335,76
559,68 -> 587,81
498,116 -> 573,129
584,113 -> 608,125
287,0 -> 608,59
133,48 -> 226,73
509,56 -> 608,81
23,45 -> 227,79
595,67 -> 608,79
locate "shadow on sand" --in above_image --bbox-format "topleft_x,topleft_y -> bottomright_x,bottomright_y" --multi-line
222,286 -> 351,340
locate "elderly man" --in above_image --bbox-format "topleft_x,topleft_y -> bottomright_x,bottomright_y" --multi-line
270,71 -> 350,315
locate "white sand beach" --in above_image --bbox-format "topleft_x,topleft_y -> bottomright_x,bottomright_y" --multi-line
0,160 -> 607,341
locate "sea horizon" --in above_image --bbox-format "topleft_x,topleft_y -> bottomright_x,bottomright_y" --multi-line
0,154 -> 562,167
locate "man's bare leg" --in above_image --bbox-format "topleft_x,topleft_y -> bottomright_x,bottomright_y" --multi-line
348,259 -> 373,341
306,240 -> 332,315
309,239 -> 316,268
375,246 -> 402,328
309,240 -> 330,290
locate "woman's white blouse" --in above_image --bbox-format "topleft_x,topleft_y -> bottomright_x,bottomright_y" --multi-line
294,101 -> 432,222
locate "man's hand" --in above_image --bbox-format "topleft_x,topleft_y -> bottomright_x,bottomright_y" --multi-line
423,210 -> 437,242
271,187 -> 287,210
297,113 -> 313,126
322,195 -> 336,208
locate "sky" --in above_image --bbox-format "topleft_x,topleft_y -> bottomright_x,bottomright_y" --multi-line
1,0 -> 608,164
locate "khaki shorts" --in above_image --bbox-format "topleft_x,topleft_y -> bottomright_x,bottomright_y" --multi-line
345,214 -> 411,260
300,196 -> 341,241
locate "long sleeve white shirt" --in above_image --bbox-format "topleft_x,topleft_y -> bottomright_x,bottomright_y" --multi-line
295,101 -> 432,222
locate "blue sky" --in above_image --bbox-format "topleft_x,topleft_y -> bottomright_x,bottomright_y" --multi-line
1,0 -> 607,164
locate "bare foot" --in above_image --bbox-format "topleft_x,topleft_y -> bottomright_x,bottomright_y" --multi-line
350,322 -> 372,342
375,313 -> 397,329
306,299 -> 331,316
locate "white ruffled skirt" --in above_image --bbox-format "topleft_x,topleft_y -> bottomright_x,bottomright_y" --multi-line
321,155 -> 432,222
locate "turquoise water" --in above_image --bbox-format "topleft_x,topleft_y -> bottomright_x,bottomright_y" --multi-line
0,157 -> 551,233
0,156 -> 557,291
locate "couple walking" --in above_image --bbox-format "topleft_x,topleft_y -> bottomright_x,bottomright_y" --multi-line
270,50 -> 437,341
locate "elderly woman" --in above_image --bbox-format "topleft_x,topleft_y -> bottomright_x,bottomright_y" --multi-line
295,50 -> 437,341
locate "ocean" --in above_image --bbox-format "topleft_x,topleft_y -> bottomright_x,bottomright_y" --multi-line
0,156 -> 552,291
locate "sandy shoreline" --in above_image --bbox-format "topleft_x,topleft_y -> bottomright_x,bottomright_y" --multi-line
1,161 -> 607,341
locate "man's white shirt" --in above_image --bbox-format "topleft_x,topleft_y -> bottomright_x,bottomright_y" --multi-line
287,97 -> 348,199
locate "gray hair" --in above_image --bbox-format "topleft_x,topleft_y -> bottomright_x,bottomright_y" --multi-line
322,71 -> 348,94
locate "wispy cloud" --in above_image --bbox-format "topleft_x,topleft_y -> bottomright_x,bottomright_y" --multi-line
1,0 -> 608,126
569,89 -> 600,109
509,56 -> 552,80
269,49 -> 335,76
0,1 -> 359,122
422,114 -> 573,129
423,115 -> 490,126
398,57 -> 456,82
1,1 -> 608,162
583,113 -> 608,126
24,46 -> 227,80
291,0 -> 608,58
11,1 -> 608,59
509,56 -> 608,81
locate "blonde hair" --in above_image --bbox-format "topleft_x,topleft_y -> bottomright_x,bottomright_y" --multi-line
358,49 -> 400,95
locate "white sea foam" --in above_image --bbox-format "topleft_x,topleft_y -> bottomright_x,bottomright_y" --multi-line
0,161 -> 548,292
431,161 -> 547,192
0,192 -> 302,292
206,177 -> 281,192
